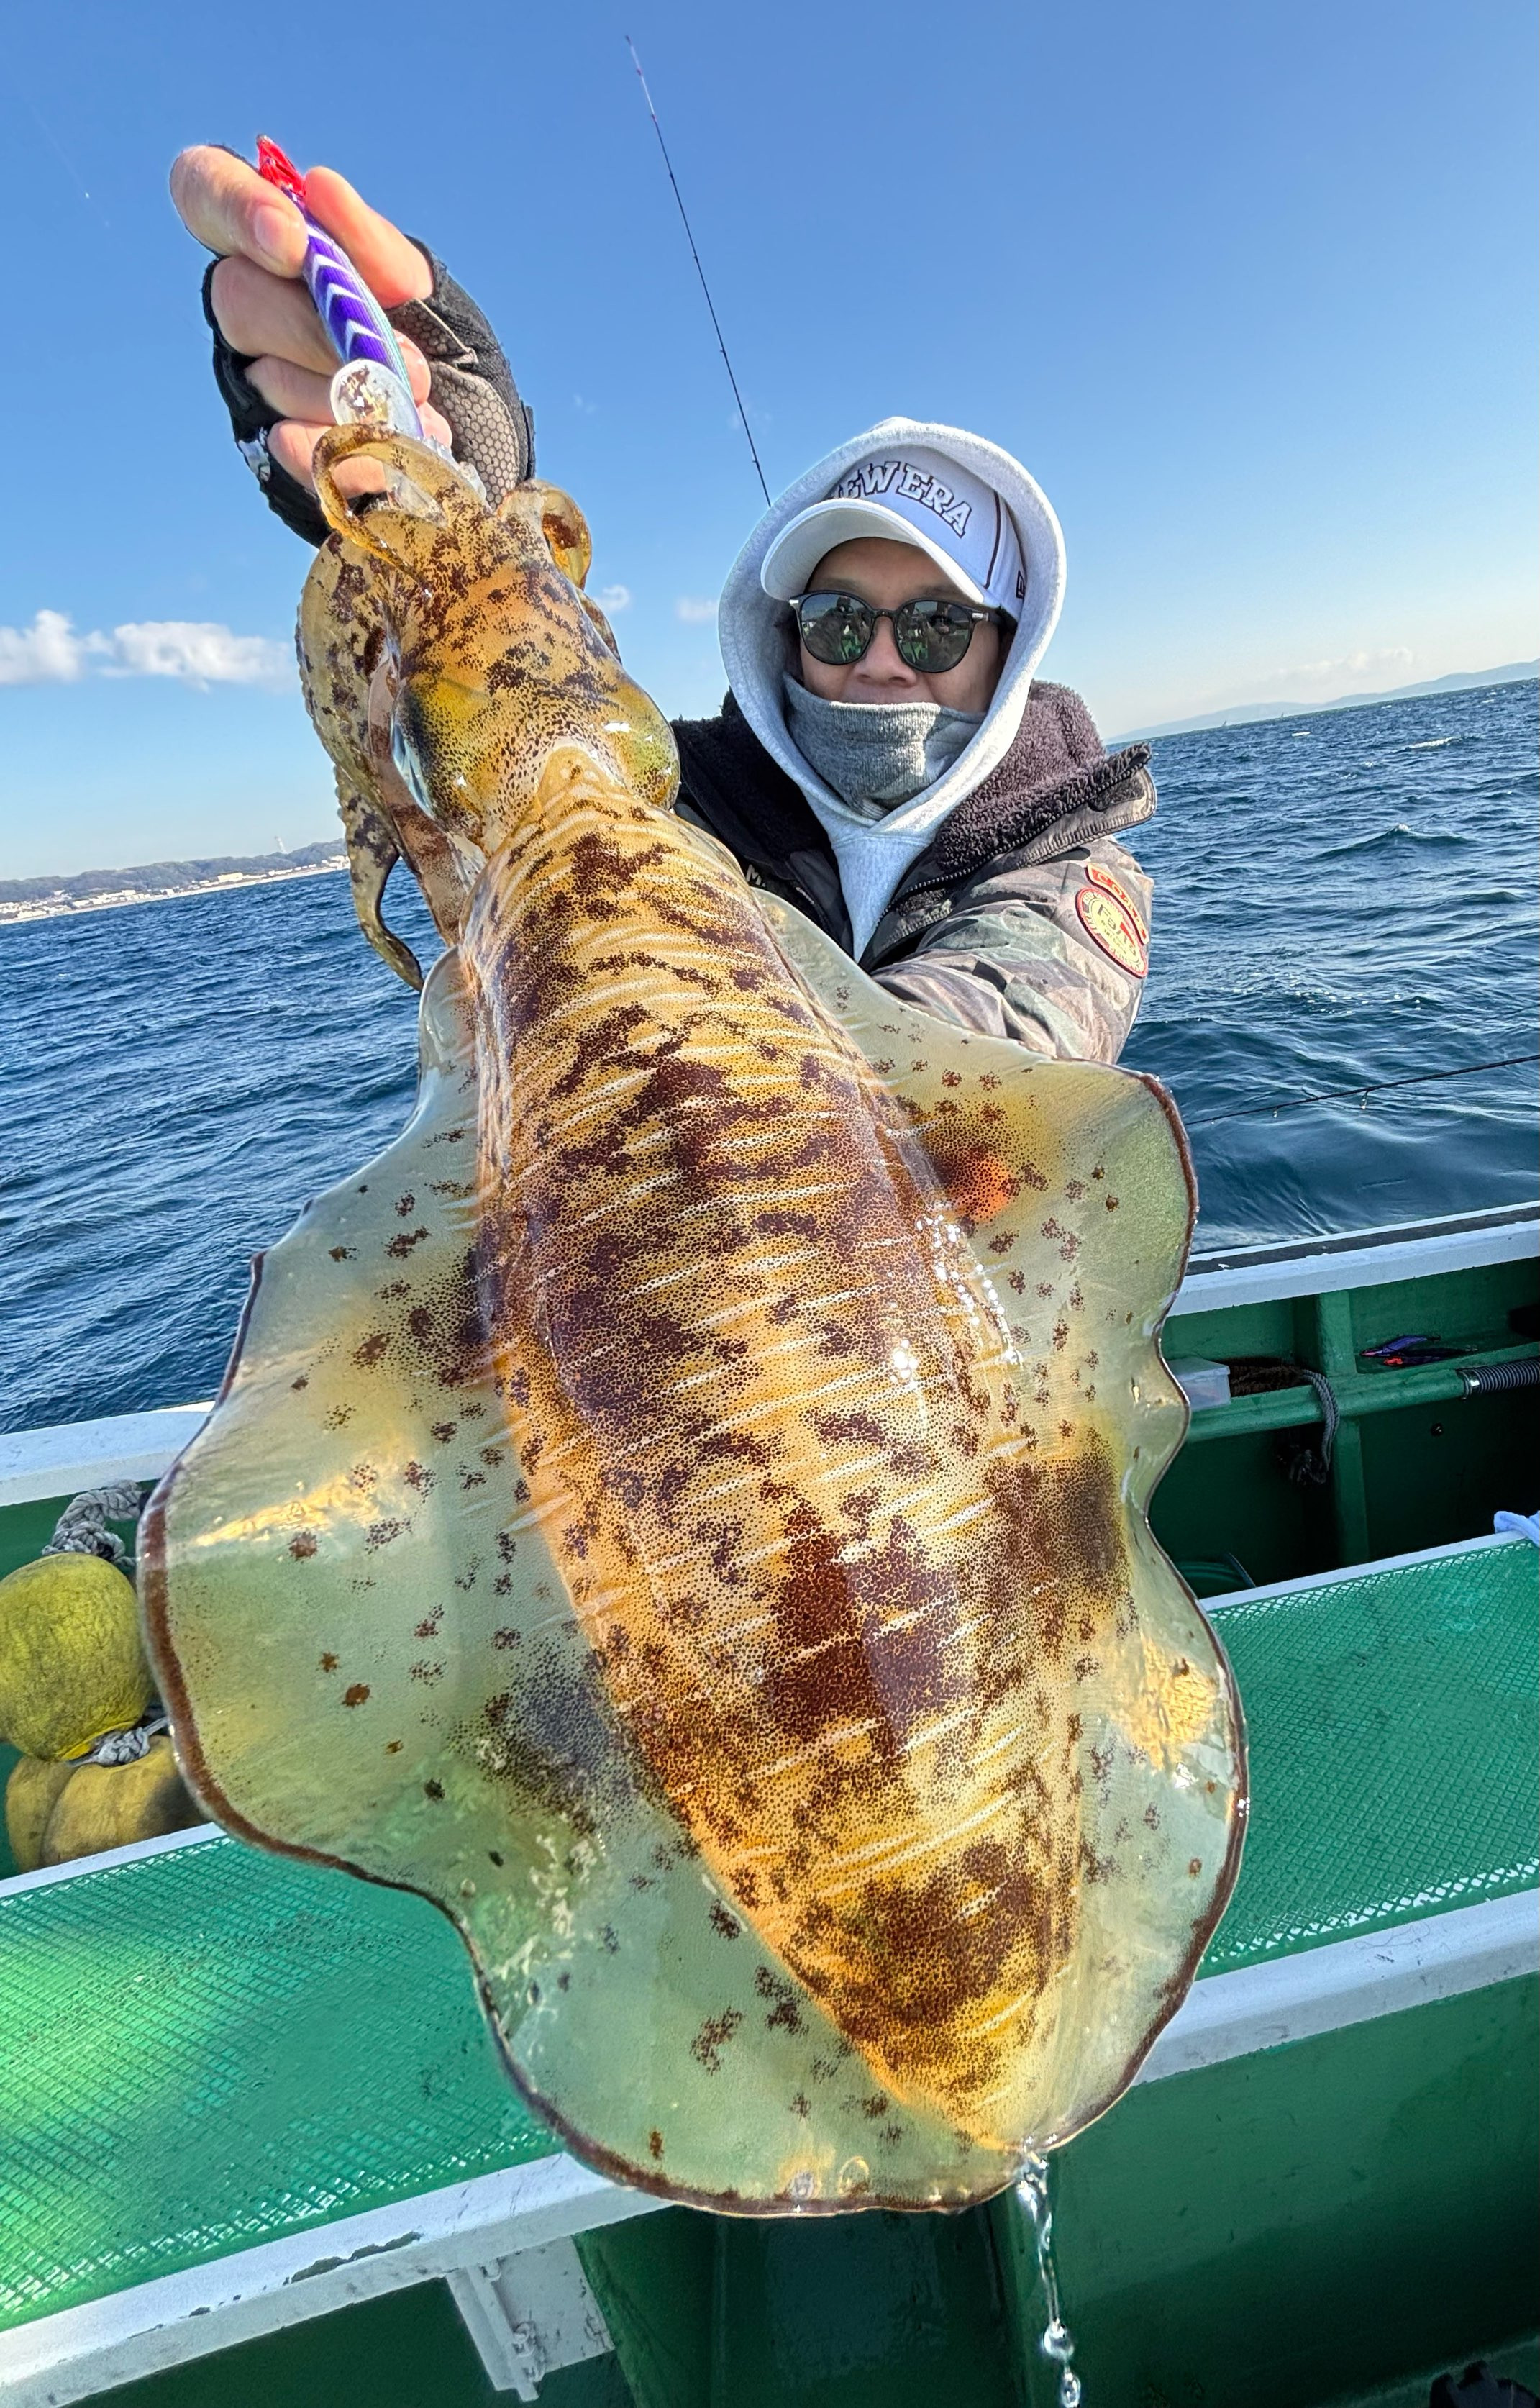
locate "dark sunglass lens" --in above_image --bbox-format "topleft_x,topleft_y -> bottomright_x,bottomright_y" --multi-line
798,594 -> 874,665
893,600 -> 974,673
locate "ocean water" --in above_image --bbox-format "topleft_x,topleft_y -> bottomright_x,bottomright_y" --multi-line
1,679 -> 1534,1435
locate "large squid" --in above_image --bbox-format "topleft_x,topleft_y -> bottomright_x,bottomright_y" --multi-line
144,398 -> 1244,2214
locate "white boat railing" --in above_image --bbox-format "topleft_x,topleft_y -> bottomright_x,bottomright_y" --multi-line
5,1204 -> 1534,1513
0,1404 -> 212,1512
1172,1196 -> 1537,1313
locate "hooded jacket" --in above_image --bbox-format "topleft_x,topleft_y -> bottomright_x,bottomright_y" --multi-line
211,268 -> 1156,1063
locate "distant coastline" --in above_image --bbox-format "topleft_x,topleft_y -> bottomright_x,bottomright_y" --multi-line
1112,661 -> 1539,745
6,662 -> 1536,921
0,842 -> 347,929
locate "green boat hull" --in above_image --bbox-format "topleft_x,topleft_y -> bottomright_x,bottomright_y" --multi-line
1,1206 -> 1535,2406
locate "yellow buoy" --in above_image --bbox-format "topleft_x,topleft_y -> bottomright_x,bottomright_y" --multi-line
36,1737 -> 197,1867
0,1554 -> 152,1761
4,1755 -> 76,1873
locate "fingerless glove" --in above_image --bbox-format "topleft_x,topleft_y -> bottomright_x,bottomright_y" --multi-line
204,244 -> 535,544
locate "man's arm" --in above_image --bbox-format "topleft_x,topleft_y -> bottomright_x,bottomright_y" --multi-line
870,838 -> 1153,1063
172,147 -> 532,540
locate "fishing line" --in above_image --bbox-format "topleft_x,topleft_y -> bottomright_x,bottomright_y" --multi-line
1,68 -> 99,216
1188,1052 -> 1539,1128
625,35 -> 772,509
23,94 -> 91,203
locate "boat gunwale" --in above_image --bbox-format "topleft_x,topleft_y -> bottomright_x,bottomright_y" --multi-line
1172,1197 -> 1538,1313
3,1205 -> 1533,1511
1,1885 -> 1531,2392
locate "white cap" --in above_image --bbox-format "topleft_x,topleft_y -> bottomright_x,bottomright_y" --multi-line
760,445 -> 1027,615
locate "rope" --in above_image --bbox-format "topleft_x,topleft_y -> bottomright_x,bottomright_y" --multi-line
1188,1053 -> 1539,1130
42,1483 -> 144,1566
82,1709 -> 169,1768
1285,1369 -> 1339,1486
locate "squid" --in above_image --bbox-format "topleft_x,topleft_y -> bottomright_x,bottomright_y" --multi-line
142,402 -> 1244,2214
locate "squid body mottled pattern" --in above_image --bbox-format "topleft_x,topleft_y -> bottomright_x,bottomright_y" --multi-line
142,428 -> 1244,2212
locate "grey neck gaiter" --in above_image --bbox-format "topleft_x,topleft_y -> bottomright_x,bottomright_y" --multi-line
782,676 -> 985,822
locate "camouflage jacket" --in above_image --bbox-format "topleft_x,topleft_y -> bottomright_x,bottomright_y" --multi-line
673,690 -> 1156,1064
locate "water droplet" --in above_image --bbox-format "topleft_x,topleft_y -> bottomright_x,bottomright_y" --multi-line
1016,2155 -> 1084,2407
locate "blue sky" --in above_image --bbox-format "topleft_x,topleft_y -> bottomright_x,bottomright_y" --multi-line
1,0 -> 1534,876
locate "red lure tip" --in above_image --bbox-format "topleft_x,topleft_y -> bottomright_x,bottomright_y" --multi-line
255,136 -> 307,206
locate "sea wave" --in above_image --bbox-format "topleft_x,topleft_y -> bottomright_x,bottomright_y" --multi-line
1,678 -> 1536,1430
1315,822 -> 1475,860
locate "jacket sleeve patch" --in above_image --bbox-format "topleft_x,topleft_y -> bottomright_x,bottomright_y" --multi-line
1075,883 -> 1148,978
1084,858 -> 1149,946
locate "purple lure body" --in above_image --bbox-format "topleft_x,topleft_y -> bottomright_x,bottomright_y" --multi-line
256,137 -> 423,438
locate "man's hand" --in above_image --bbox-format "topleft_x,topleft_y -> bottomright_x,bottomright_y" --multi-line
170,147 -> 454,496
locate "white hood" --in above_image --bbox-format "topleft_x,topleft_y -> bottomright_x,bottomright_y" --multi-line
717,417 -> 1067,957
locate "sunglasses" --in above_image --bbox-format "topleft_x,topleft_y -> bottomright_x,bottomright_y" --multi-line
793,591 -> 1005,675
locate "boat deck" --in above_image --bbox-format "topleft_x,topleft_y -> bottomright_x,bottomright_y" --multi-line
3,1535 -> 1535,2406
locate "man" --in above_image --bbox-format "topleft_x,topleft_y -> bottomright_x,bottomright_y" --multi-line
172,149 -> 1156,1060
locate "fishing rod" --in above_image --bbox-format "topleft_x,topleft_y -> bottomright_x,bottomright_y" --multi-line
625,35 -> 772,509
1187,1052 -> 1539,1128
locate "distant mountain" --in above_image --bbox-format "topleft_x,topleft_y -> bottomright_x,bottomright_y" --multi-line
1113,661 -> 1539,745
0,841 -> 345,924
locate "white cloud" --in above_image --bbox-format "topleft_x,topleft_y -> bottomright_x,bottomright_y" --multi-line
0,609 -> 97,685
0,610 -> 293,691
675,596 -> 719,624
593,583 -> 632,614
106,620 -> 292,688
1252,645 -> 1413,694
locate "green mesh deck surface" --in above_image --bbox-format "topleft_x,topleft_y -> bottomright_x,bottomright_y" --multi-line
1,1540 -> 1535,2334
0,1840 -> 551,2333
1206,1539 -> 1538,1970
